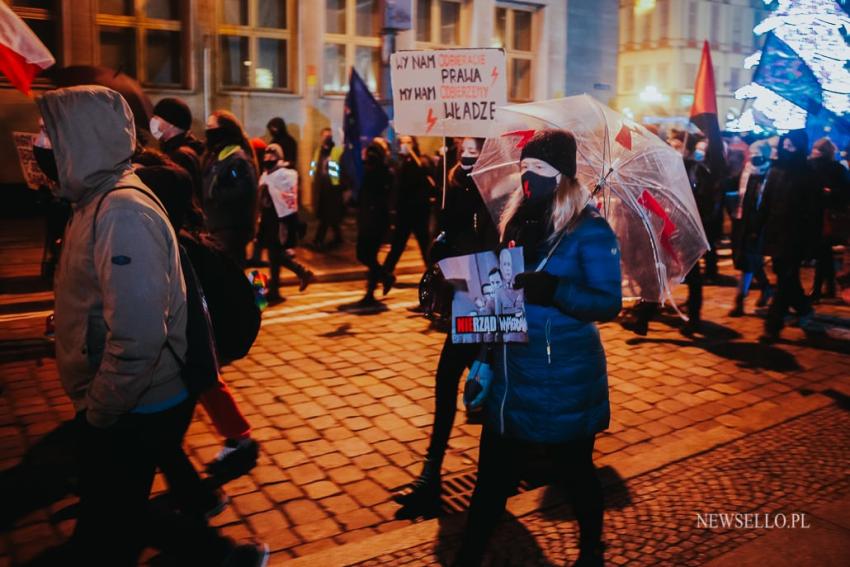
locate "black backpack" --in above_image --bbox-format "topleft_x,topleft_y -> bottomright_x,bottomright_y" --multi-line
178,231 -> 261,363
94,185 -> 221,397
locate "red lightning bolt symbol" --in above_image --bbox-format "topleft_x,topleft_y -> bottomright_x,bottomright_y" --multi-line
502,129 -> 536,149
490,66 -> 499,86
425,107 -> 437,134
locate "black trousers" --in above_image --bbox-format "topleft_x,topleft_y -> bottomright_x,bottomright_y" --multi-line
685,260 -> 703,323
766,256 -> 811,334
384,212 -> 430,274
268,223 -> 309,297
357,226 -> 387,296
457,428 -> 602,565
314,220 -> 342,246
812,242 -> 836,296
72,399 -> 232,566
426,336 -> 480,468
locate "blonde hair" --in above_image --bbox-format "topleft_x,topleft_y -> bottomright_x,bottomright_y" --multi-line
499,176 -> 591,241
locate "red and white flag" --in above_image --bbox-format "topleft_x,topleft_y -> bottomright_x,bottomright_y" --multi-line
0,3 -> 54,94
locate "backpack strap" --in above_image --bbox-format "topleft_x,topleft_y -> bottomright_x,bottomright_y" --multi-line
91,184 -> 185,367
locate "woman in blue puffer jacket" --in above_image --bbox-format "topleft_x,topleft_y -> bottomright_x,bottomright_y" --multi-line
455,130 -> 622,567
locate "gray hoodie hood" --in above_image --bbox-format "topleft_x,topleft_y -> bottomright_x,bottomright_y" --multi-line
36,85 -> 136,203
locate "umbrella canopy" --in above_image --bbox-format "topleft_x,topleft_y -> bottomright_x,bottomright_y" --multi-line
48,65 -> 153,135
471,95 -> 709,304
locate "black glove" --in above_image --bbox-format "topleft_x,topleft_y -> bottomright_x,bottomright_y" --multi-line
514,271 -> 558,306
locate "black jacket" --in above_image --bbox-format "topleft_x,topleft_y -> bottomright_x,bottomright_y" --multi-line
436,164 -> 498,259
162,132 -> 205,204
357,162 -> 392,233
201,146 -> 258,235
758,156 -> 819,260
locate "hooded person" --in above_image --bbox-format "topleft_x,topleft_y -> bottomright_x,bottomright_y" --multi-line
758,129 -> 819,342
455,129 -> 622,567
35,86 -> 268,566
266,116 -> 298,169
202,110 -> 259,267
808,137 -> 849,301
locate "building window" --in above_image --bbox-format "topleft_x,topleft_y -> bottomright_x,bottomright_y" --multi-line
642,10 -> 652,45
657,63 -> 668,89
684,63 -> 696,90
730,68 -> 740,92
658,0 -> 669,43
710,3 -> 720,46
323,0 -> 381,94
494,4 -> 535,102
687,1 -> 697,45
624,6 -> 634,47
95,0 -> 187,88
5,1 -> 60,89
218,0 -> 296,91
731,7 -> 742,52
416,0 -> 463,47
623,66 -> 634,93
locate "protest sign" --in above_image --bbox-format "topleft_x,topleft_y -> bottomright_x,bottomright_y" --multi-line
260,167 -> 298,218
13,131 -> 50,190
390,48 -> 507,138
438,247 -> 527,344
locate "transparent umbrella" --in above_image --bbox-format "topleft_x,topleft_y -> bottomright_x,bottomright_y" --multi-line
471,95 -> 709,306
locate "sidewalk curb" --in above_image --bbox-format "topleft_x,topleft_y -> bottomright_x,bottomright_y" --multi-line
279,390 -> 837,566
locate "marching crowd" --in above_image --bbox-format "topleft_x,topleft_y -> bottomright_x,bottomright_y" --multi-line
29,84 -> 850,567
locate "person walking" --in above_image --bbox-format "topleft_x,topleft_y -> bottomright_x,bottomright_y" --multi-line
759,130 -> 819,343
201,110 -> 258,268
266,116 -> 298,171
258,143 -> 315,303
383,135 -> 435,285
729,141 -> 773,316
311,127 -> 346,249
37,85 -> 267,566
454,130 -> 622,567
347,140 -> 393,308
808,137 -> 849,302
394,138 -> 499,518
150,97 -> 205,205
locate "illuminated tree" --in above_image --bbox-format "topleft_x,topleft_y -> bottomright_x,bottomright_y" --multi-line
727,0 -> 850,133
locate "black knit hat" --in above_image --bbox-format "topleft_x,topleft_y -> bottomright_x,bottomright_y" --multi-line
153,97 -> 192,131
520,129 -> 577,178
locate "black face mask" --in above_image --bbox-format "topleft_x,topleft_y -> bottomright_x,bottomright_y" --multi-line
33,146 -> 59,183
460,156 -> 477,169
521,171 -> 559,202
205,127 -> 228,150
263,160 -> 278,172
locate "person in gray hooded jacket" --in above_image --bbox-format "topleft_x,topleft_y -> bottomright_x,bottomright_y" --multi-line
36,86 -> 268,566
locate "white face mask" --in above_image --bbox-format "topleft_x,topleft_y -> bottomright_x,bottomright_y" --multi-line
399,143 -> 411,155
149,116 -> 166,141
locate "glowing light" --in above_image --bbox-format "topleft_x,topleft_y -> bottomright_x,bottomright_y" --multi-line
639,85 -> 666,103
634,0 -> 656,15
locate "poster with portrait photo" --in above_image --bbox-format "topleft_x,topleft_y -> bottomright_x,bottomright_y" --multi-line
438,247 -> 528,344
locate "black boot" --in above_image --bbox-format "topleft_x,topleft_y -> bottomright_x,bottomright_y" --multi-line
393,458 -> 441,519
756,286 -> 773,308
728,294 -> 744,317
570,542 -> 606,567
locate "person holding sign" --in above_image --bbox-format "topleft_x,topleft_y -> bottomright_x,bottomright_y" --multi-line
383,135 -> 436,286
455,130 -> 622,567
394,137 -> 499,519
257,143 -> 315,304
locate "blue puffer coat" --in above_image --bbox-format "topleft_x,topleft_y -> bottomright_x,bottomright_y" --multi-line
485,205 -> 622,444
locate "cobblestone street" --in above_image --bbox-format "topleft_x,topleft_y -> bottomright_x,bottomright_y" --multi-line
2,245 -> 850,565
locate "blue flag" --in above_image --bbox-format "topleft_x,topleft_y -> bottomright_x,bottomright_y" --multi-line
753,33 -> 824,115
343,68 -> 389,197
